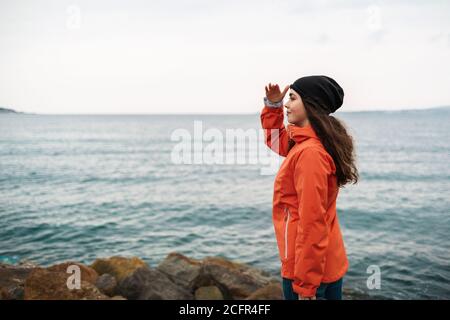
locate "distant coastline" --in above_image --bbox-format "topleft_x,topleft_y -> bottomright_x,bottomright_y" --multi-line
337,105 -> 450,114
0,105 -> 449,116
0,107 -> 23,114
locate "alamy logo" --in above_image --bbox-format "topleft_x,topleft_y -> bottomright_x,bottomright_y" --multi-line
366,265 -> 381,290
170,120 -> 282,175
66,264 -> 81,290
66,5 -> 82,30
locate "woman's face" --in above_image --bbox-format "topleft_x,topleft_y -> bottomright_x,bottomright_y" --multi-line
284,89 -> 309,127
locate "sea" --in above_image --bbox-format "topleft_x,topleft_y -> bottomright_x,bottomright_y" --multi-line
0,106 -> 449,299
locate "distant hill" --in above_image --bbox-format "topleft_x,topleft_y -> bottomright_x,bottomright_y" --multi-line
429,105 -> 450,111
336,105 -> 450,114
387,105 -> 450,114
0,107 -> 22,114
254,105 -> 450,115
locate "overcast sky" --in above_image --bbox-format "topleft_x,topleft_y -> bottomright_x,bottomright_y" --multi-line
1,0 -> 450,114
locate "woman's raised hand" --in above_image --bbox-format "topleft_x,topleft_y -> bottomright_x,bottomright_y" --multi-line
265,83 -> 289,104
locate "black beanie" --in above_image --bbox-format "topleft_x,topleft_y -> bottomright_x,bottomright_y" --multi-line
289,75 -> 344,114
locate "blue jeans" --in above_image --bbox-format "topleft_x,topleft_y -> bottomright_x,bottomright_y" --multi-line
282,277 -> 343,300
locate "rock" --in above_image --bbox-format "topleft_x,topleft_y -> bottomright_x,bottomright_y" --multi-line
200,256 -> 278,300
156,253 -> 280,300
95,273 -> 117,296
1,286 -> 25,300
110,295 -> 127,300
90,256 -> 148,283
0,263 -> 35,300
117,266 -> 193,300
17,260 -> 40,269
47,262 -> 98,285
194,286 -> 224,300
24,268 -> 108,300
245,282 -> 283,300
157,252 -> 203,291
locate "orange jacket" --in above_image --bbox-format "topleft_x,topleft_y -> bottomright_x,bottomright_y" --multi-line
261,104 -> 349,298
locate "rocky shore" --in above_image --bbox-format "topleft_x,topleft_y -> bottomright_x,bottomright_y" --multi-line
0,252 -> 363,300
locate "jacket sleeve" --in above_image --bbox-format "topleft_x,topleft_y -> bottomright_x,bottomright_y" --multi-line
260,98 -> 289,157
292,148 -> 331,298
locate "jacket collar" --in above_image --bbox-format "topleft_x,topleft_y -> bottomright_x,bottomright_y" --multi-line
287,123 -> 319,143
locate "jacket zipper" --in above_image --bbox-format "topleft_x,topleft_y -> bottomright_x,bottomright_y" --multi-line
284,206 -> 290,259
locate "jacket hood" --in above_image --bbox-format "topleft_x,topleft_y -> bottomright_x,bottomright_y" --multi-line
286,123 -> 319,143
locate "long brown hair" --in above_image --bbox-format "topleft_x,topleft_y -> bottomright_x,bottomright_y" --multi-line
287,96 -> 359,188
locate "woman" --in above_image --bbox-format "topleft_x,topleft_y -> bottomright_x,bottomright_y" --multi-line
260,75 -> 359,300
